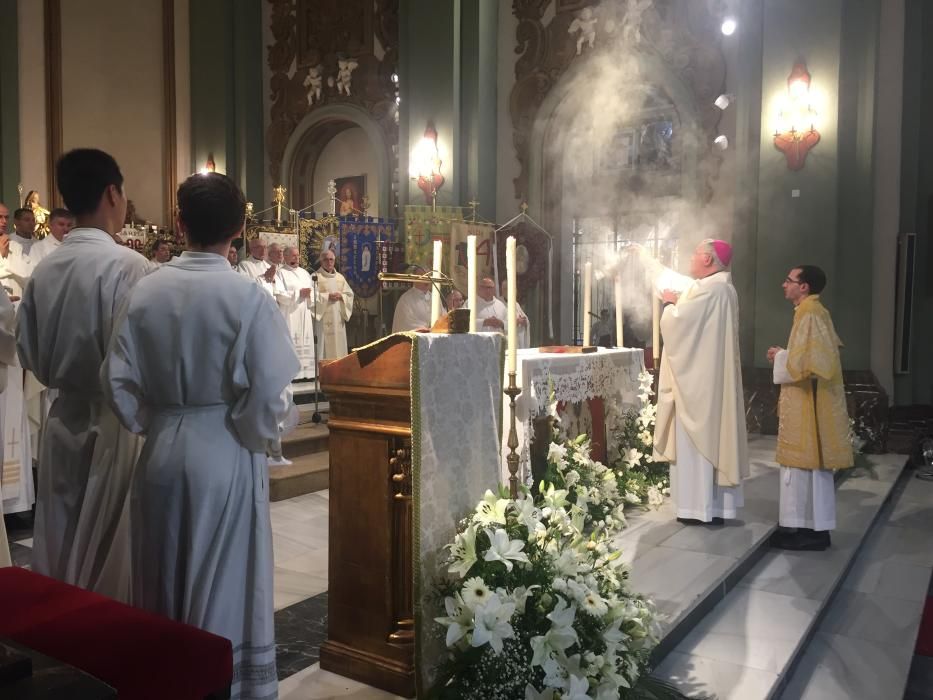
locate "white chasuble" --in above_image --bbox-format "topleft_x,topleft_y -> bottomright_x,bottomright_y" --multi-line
16,227 -> 157,600
392,287 -> 431,333
236,256 -> 269,281
0,240 -> 33,298
653,270 -> 749,489
276,264 -> 316,379
314,268 -> 353,359
103,251 -> 298,700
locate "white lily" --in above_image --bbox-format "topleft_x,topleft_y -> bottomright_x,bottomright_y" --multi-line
433,593 -> 473,647
475,490 -> 510,526
470,595 -> 516,654
524,684 -> 557,700
483,528 -> 530,571
447,523 -> 478,577
548,441 -> 569,465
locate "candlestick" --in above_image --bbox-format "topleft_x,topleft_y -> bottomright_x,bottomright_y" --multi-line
582,262 -> 592,347
506,236 -> 517,373
467,234 -> 477,332
614,273 -> 624,347
505,371 -> 522,499
431,239 -> 442,326
652,295 -> 661,366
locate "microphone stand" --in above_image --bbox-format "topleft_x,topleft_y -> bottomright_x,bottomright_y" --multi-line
310,272 -> 323,424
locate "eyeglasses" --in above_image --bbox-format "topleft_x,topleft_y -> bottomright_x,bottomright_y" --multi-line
784,277 -> 802,285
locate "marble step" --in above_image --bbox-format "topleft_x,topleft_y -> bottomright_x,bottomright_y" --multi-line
651,449 -> 907,700
283,421 -> 329,459
778,471 -> 933,700
270,451 -> 329,502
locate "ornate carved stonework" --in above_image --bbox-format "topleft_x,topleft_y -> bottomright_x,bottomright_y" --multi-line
266,0 -> 399,185
509,0 -> 727,201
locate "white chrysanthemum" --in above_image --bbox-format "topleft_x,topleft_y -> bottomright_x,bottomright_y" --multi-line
580,589 -> 609,617
625,491 -> 642,504
461,576 -> 492,611
647,485 -> 664,507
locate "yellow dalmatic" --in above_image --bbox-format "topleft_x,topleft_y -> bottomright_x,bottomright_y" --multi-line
775,295 -> 854,470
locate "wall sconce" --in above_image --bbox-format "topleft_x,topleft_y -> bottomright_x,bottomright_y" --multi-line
199,153 -> 216,176
773,61 -> 821,170
410,123 -> 444,209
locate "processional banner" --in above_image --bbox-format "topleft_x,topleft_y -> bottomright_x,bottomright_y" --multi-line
448,222 -> 495,293
338,217 -> 396,299
403,205 -> 463,271
257,230 -> 299,251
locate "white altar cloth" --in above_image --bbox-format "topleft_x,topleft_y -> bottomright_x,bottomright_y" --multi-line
502,347 -> 646,484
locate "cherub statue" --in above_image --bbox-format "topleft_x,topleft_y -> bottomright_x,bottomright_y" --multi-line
568,7 -> 598,55
303,65 -> 323,105
621,0 -> 653,46
336,58 -> 359,97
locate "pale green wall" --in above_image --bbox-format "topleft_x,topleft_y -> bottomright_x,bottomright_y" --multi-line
896,0 -> 933,403
189,0 -> 264,203
399,0 -> 498,215
0,0 -> 20,213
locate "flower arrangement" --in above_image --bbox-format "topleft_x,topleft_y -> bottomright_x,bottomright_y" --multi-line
607,372 -> 670,508
430,488 -> 661,699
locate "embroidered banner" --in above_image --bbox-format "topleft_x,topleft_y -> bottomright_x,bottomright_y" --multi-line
338,217 -> 396,299
448,222 -> 495,294
403,205 -> 463,270
257,230 -> 299,252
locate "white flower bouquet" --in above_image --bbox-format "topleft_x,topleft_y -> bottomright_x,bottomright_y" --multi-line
429,488 -> 661,699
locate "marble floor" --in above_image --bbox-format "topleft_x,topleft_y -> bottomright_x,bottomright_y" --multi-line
4,437 -> 923,700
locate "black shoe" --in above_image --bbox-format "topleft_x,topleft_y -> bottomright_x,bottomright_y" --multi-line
677,517 -> 725,526
770,528 -> 829,551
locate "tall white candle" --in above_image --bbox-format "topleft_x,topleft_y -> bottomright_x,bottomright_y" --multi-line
467,234 -> 477,332
652,295 -> 661,364
614,273 -> 624,347
582,262 -> 592,346
431,239 -> 442,326
506,236 -> 518,373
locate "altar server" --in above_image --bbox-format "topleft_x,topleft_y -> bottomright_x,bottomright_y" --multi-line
276,245 -> 315,378
17,149 -> 156,598
103,172 -> 298,700
391,266 -> 431,333
0,290 -> 18,567
314,248 -> 353,358
767,265 -> 852,550
639,240 -> 748,524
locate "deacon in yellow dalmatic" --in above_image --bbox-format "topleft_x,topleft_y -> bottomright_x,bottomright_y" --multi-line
768,265 -> 852,551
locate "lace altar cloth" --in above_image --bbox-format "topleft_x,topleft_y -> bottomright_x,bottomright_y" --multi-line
501,347 -> 646,483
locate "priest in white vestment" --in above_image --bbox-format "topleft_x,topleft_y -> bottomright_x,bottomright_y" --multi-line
499,279 -> 531,348
0,232 -> 33,298
103,172 -> 298,700
638,239 -> 748,524
11,208 -> 37,257
28,208 -> 75,265
392,267 -> 432,333
275,246 -> 315,378
17,148 -> 156,600
0,290 -> 17,567
314,248 -> 353,359
236,237 -> 269,279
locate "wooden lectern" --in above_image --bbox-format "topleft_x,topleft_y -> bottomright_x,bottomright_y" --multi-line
318,336 -> 416,698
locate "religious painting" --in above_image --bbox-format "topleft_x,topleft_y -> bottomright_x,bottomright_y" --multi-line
321,234 -> 340,260
335,175 -> 366,217
296,0 -> 373,66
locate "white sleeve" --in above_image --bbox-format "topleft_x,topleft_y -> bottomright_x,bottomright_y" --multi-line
772,349 -> 793,384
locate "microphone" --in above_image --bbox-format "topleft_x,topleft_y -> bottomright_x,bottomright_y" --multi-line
311,273 -> 318,283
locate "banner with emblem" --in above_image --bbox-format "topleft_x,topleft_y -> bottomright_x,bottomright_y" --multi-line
338,217 -> 396,299
257,230 -> 299,252
449,221 -> 495,293
403,205 -> 463,271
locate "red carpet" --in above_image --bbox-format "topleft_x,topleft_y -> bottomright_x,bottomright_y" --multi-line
916,596 -> 933,657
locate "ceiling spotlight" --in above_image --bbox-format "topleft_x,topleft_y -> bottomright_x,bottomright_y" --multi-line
714,94 -> 734,110
391,72 -> 399,84
714,135 -> 729,150
721,17 -> 737,36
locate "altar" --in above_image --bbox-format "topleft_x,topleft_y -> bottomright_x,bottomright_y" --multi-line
503,347 -> 646,485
